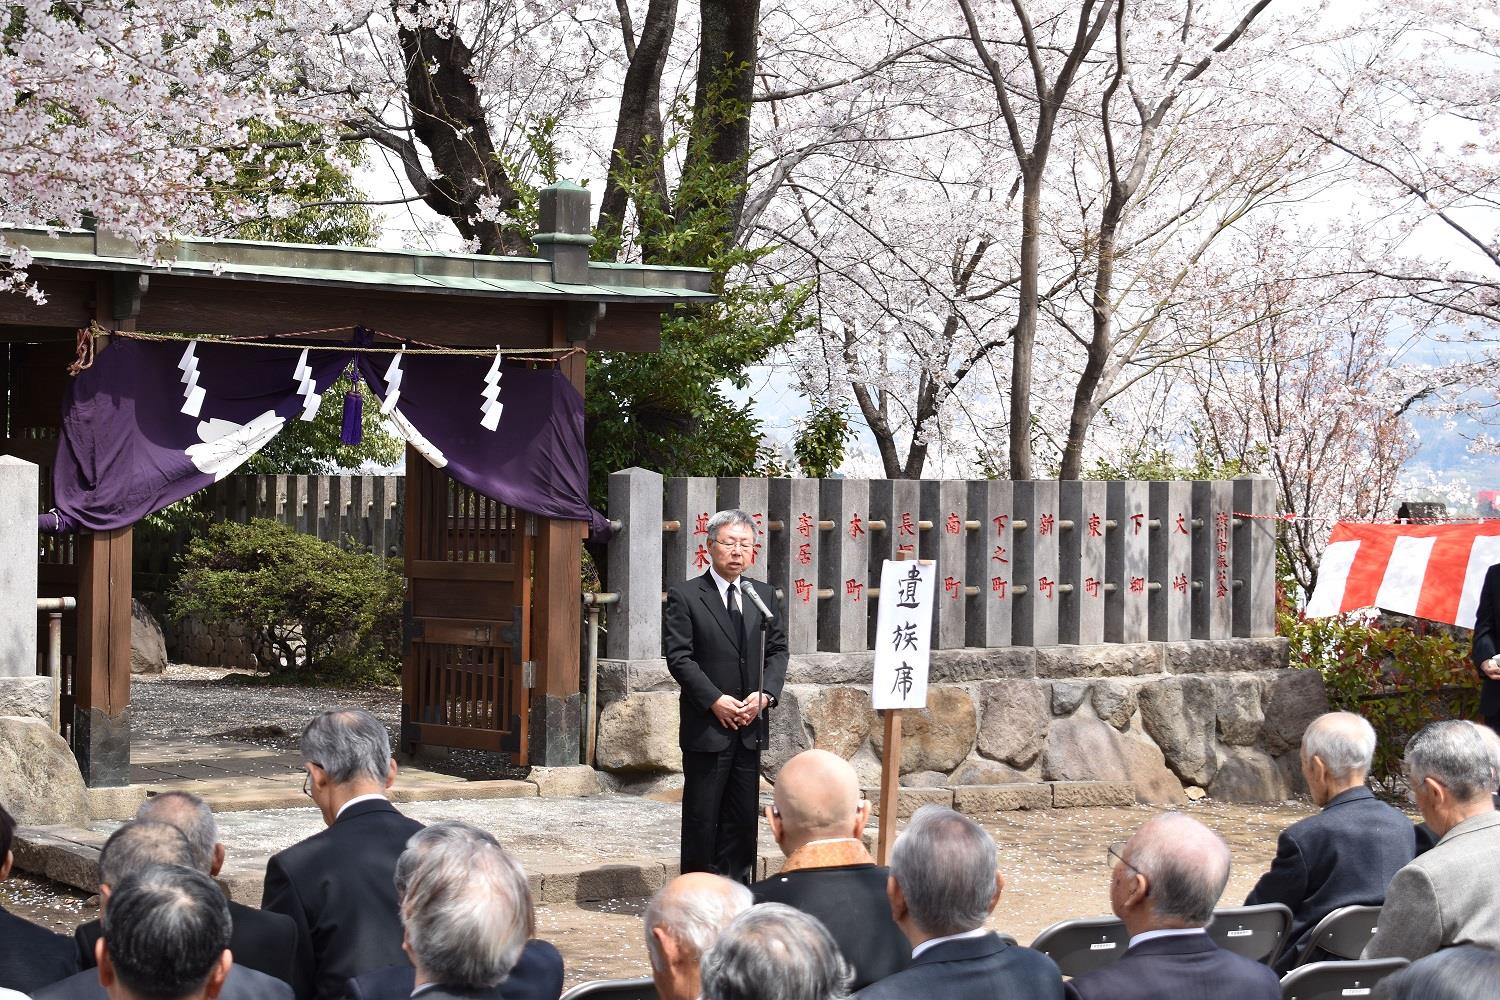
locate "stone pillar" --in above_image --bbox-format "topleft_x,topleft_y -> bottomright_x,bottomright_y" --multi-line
919,480 -> 968,649
664,477 -> 717,586
1105,481 -> 1151,643
767,478 -> 820,653
867,479 -> 921,645
1193,480 -> 1234,639
717,477 -> 769,582
532,181 -> 594,285
1149,481 -> 1192,642
1234,476 -> 1278,638
1059,481 -> 1107,645
0,458 -> 38,679
966,480 -> 1014,648
1014,481 -> 1061,646
606,469 -> 663,660
818,479 -> 870,652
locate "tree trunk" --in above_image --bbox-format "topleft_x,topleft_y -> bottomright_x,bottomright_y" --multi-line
1059,201 -> 1122,480
1009,172 -> 1042,480
677,0 -> 760,239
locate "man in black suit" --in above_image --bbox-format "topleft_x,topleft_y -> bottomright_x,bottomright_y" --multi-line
1471,561 -> 1500,734
1066,813 -> 1280,1000
0,802 -> 80,992
40,829 -> 290,1000
699,905 -> 849,1000
343,822 -> 562,1000
261,709 -> 422,1000
664,509 -> 788,884
1246,711 -> 1417,972
644,873 -> 752,1000
95,865 -> 234,1000
854,807 -> 1062,1000
751,750 -> 910,990
74,792 -> 298,987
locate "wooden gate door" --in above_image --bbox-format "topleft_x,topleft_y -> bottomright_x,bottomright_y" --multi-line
401,453 -> 533,763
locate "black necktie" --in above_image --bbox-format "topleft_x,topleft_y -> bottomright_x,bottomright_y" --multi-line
727,582 -> 745,646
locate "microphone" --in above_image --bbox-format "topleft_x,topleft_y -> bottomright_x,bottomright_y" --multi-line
742,581 -> 775,620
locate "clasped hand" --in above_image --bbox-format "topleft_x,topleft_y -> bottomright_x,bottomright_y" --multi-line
712,693 -> 768,730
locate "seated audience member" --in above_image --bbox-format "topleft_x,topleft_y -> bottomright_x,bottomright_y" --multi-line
262,709 -> 422,1000
1066,813 -> 1280,1000
95,864 -> 232,1000
38,823 -> 289,1000
751,750 -> 910,990
1374,944 -> 1500,999
855,806 -> 1061,1000
1245,711 -> 1416,971
644,873 -> 753,1000
1364,720 -> 1500,961
0,803 -> 81,991
1473,720 -> 1500,807
345,822 -> 562,1000
699,904 -> 848,1000
394,823 -> 532,1000
74,793 -> 297,986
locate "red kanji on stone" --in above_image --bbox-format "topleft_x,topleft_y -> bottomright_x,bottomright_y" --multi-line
1130,512 -> 1144,534
946,512 -> 962,534
848,513 -> 866,540
944,576 -> 962,599
1174,514 -> 1189,534
899,512 -> 916,536
1038,576 -> 1055,599
991,544 -> 1009,564
794,578 -> 813,603
693,544 -> 710,570
1088,513 -> 1102,537
694,513 -> 709,536
1129,576 -> 1146,593
991,577 -> 1008,598
897,543 -> 916,554
845,578 -> 864,601
1172,573 -> 1189,593
797,512 -> 813,537
992,514 -> 1009,532
1085,577 -> 1101,598
1040,514 -> 1055,535
797,542 -> 812,566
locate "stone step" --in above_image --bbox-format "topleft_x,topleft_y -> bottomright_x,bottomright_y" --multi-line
866,781 -> 1136,818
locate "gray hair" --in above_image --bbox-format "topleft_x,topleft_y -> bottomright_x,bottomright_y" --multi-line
706,509 -> 755,542
400,826 -> 531,988
1405,720 -> 1495,802
888,806 -> 996,937
99,821 -> 197,889
299,709 -> 391,786
1302,712 -> 1377,781
1466,722 -> 1500,790
1375,944 -> 1500,999
643,877 -> 753,971
136,792 -> 218,875
102,864 -> 231,1000
395,822 -> 533,937
1128,813 -> 1231,926
699,904 -> 849,1000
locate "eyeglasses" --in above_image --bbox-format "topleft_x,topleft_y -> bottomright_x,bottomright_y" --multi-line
710,538 -> 755,552
302,766 -> 318,798
1106,842 -> 1140,876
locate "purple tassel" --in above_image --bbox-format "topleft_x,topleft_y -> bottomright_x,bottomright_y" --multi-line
340,369 -> 363,446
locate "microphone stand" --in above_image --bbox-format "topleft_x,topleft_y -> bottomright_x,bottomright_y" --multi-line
756,612 -> 769,752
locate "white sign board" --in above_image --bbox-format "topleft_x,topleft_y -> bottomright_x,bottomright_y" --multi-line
872,559 -> 936,710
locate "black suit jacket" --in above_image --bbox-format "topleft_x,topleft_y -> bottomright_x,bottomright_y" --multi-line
35,962 -> 292,1000
343,941 -> 565,1000
1471,563 -> 1500,717
1064,933 -> 1280,1000
752,864 -> 911,990
0,906 -> 80,993
853,932 -> 1062,1000
261,799 -> 424,1000
1245,786 -> 1417,972
76,900 -> 299,985
664,572 -> 789,752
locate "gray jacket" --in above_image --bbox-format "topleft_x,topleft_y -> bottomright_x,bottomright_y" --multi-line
1363,810 -> 1500,961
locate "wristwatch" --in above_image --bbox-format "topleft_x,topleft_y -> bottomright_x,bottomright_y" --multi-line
762,691 -> 777,708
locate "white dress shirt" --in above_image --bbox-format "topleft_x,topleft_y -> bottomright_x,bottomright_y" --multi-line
1127,927 -> 1207,950
335,792 -> 388,820
911,926 -> 991,959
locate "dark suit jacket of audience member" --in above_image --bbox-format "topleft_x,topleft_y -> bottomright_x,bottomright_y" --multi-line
35,962 -> 293,1000
1244,785 -> 1417,972
0,904 -> 80,993
75,900 -> 299,985
751,863 -> 911,990
853,932 -> 1062,1000
1064,933 -> 1280,1000
261,798 -> 423,1000
342,941 -> 565,1000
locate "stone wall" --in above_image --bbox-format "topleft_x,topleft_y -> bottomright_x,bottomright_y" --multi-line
594,638 -> 1328,804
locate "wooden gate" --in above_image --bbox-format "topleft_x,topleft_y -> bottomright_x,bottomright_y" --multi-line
401,453 -> 533,762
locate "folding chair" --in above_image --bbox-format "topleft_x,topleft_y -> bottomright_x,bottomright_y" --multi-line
1290,905 -> 1382,968
1280,957 -> 1409,1000
1030,915 -> 1130,978
1208,902 -> 1293,964
560,977 -> 658,1000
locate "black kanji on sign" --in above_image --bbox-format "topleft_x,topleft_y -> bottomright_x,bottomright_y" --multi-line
896,565 -> 923,608
891,621 -> 918,652
892,661 -> 915,700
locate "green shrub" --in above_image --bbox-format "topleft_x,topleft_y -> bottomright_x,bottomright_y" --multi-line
171,519 -> 403,682
1282,608 -> 1480,794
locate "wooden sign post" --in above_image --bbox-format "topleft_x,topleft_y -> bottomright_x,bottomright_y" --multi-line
873,550 -> 936,865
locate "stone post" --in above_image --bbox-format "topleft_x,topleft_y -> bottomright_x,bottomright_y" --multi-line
818,479 -> 870,652
920,480 -> 968,649
966,479 -> 1014,648
606,469 -> 664,660
1234,476 -> 1278,638
717,477 -> 769,582
1014,481 -> 1061,646
867,479 -> 921,646
1149,481 -> 1193,641
532,181 -> 594,286
1105,481 -> 1151,643
664,477 -> 717,587
767,478 -> 820,653
1192,480 -> 1234,639
1059,481 -> 1107,645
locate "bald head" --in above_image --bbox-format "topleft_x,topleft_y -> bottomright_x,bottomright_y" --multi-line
645,873 -> 753,968
772,750 -> 863,847
1124,813 -> 1230,928
136,792 -> 219,874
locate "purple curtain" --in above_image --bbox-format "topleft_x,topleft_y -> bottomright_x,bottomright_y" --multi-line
42,338 -> 608,538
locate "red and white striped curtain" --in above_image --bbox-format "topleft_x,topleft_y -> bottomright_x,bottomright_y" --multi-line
1305,522 -> 1500,627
